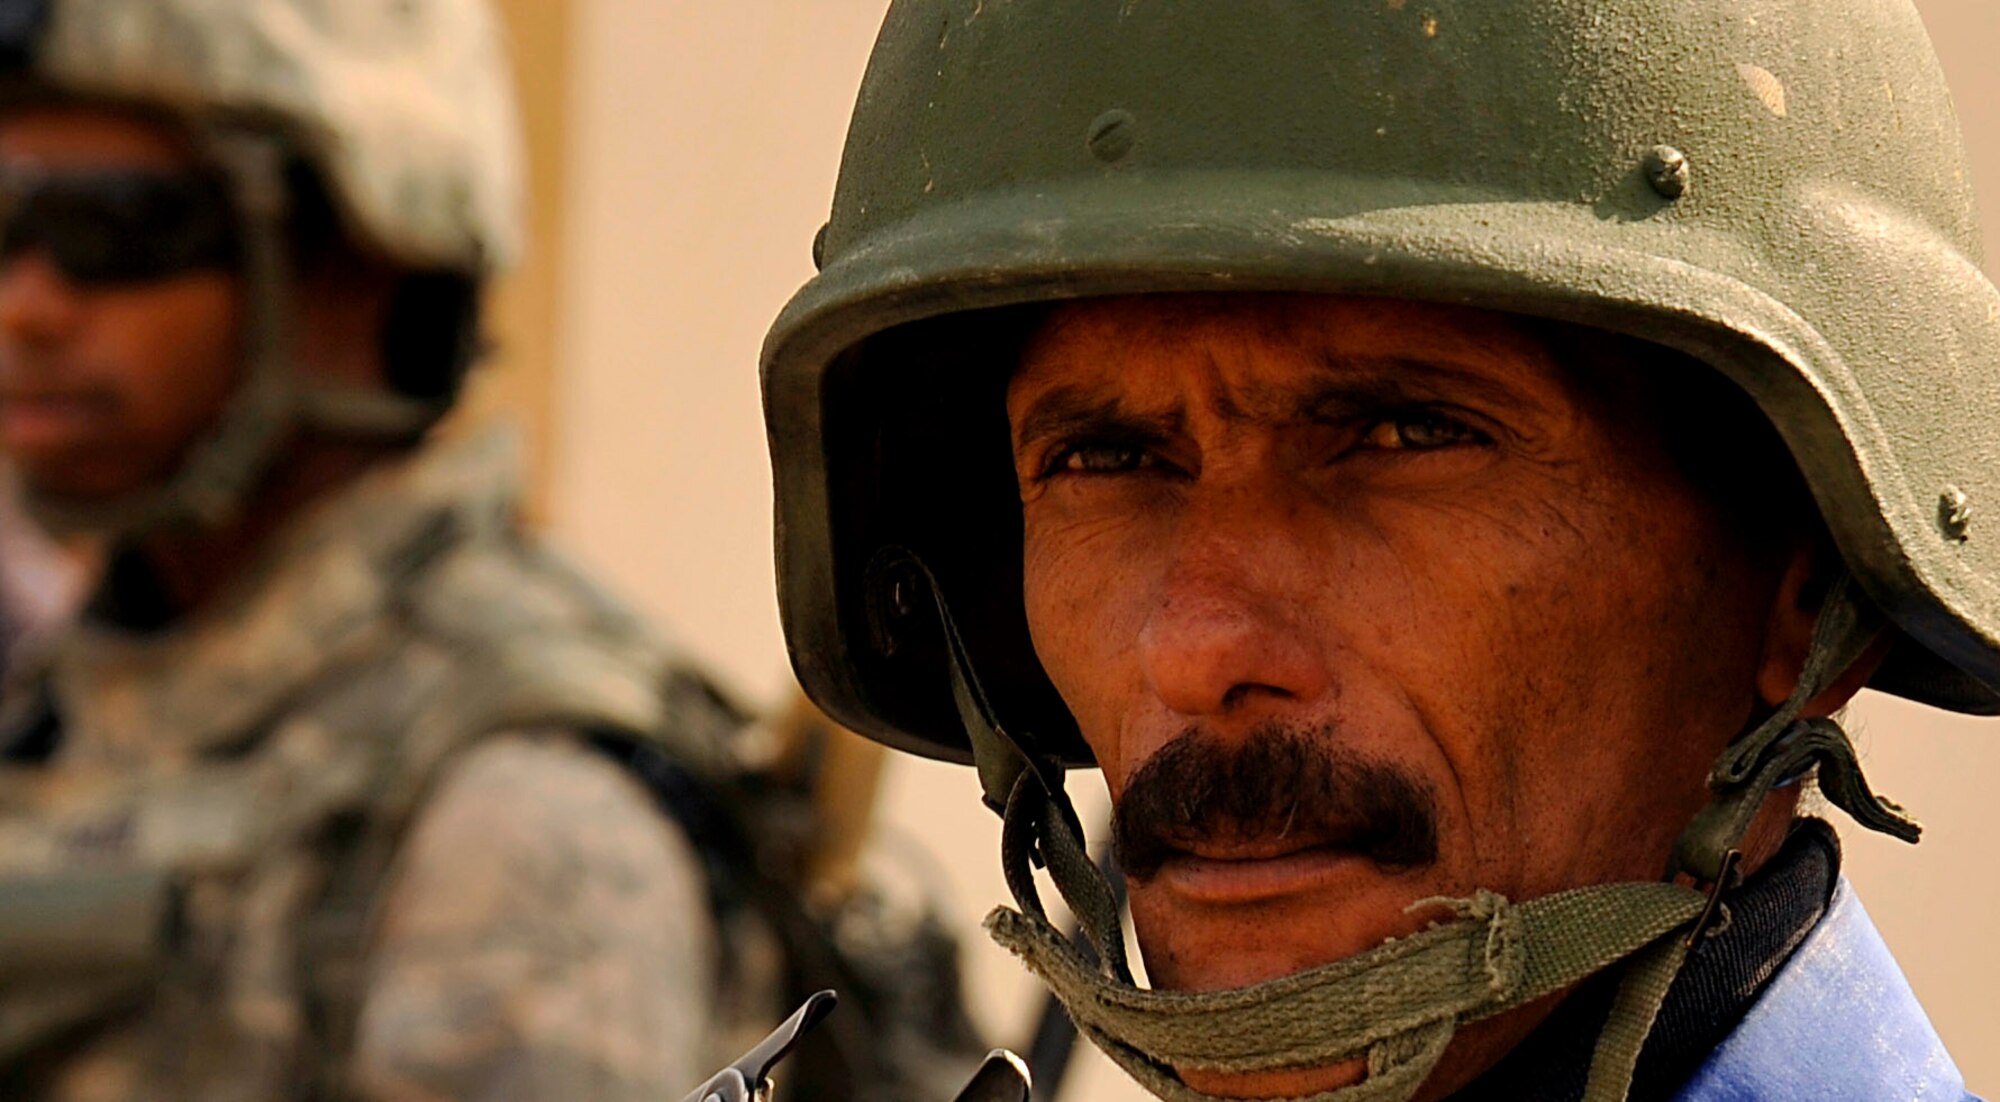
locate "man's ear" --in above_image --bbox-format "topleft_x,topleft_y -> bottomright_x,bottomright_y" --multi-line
1756,540 -> 1891,716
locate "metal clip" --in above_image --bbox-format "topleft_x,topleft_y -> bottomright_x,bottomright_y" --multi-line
680,991 -> 837,1102
1683,847 -> 1742,949
952,1050 -> 1033,1102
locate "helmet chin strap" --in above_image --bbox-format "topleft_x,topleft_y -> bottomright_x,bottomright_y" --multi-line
1583,574 -> 1919,1097
908,554 -> 1919,1102
19,127 -> 444,545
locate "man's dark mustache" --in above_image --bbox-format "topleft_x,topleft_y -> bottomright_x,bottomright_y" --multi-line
1112,725 -> 1440,882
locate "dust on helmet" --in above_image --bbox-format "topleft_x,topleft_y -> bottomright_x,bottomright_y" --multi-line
765,0 -> 2000,769
763,2 -> 1994,1097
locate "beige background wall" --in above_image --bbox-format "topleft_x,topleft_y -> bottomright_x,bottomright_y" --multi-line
493,2 -> 2000,1094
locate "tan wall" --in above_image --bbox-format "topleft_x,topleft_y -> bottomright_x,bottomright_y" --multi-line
460,0 -> 571,525
532,3 -> 2000,1095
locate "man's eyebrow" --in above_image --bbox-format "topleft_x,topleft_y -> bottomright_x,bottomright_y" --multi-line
1293,355 -> 1546,420
1010,387 -> 1183,450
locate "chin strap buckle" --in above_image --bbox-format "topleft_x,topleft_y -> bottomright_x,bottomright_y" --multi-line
1683,847 -> 1742,949
878,549 -> 1064,815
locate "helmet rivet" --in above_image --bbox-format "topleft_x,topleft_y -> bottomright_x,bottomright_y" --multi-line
1940,486 -> 1973,542
1087,109 -> 1138,163
1644,145 -> 1691,200
890,577 -> 916,617
812,222 -> 830,271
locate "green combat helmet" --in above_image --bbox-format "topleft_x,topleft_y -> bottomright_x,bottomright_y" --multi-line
0,0 -> 522,535
762,1 -> 1997,1099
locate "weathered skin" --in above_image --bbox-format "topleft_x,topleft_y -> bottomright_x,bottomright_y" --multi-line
1005,294 -> 1824,1097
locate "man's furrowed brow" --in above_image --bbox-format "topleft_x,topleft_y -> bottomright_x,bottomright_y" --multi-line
1011,386 -> 1183,449
1294,355 -> 1545,421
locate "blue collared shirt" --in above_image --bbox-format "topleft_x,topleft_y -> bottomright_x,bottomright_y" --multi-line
1677,880 -> 1981,1101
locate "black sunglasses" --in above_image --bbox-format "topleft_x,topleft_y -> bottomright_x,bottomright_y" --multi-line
0,164 -> 240,286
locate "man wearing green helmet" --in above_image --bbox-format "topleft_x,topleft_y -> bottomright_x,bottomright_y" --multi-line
0,0 -> 849,1098
762,1 -> 1993,1098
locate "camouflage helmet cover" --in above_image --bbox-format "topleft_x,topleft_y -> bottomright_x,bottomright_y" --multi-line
765,0 -> 2000,765
19,0 -> 522,274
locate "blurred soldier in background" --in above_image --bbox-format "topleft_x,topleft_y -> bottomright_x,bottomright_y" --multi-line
0,1 -> 978,1099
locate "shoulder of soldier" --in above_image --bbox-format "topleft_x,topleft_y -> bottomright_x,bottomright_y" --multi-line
351,730 -> 725,1100
402,530 -> 749,771
388,729 -> 709,889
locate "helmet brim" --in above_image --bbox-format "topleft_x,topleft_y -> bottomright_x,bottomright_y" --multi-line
766,175 -> 2000,763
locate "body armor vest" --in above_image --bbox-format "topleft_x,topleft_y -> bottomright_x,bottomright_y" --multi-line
0,431 -> 743,1100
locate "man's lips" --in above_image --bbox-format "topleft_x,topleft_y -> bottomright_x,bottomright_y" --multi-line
1157,842 -> 1376,905
0,389 -> 114,452
1150,830 -> 1399,905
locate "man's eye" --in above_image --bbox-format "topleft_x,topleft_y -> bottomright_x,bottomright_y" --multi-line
1357,414 -> 1488,451
1048,444 -> 1157,476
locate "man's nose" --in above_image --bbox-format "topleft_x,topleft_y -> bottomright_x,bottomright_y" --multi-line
0,252 -> 85,347
1136,499 -> 1334,719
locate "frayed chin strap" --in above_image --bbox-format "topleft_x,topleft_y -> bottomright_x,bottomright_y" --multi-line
914,559 -> 1918,1102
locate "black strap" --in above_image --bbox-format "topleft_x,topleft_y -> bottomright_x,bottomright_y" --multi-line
0,0 -> 48,72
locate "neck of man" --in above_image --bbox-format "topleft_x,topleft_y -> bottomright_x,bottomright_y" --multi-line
128,433 -> 404,623
1410,783 -> 1808,1102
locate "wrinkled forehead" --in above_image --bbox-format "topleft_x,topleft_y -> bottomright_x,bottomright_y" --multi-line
1008,292 -> 1579,424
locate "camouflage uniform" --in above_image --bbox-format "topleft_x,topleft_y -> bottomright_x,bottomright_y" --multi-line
0,428 -> 774,1100
0,3 -> 795,1096
0,3 -> 986,1098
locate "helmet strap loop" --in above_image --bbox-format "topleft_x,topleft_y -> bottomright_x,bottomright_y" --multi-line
1588,573 -> 1920,1099
1669,573 -> 1917,887
169,128 -> 298,526
897,550 -> 1133,974
1000,771 -> 1133,986
293,384 -> 447,442
897,551 -> 1066,814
